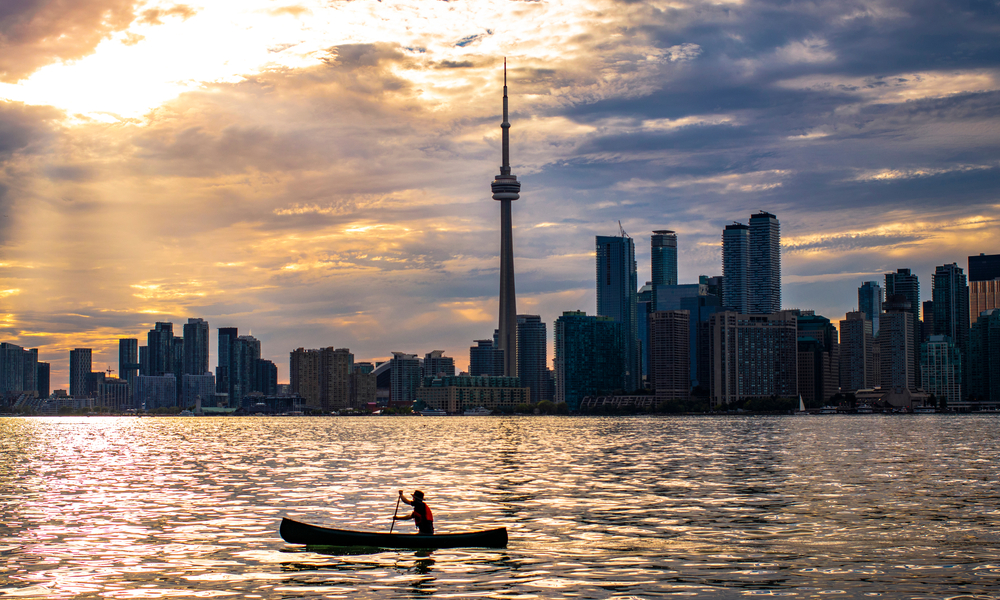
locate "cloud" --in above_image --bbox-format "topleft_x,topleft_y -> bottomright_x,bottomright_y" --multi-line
0,0 -> 138,82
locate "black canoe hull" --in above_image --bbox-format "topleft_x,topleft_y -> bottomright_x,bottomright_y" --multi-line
279,517 -> 508,549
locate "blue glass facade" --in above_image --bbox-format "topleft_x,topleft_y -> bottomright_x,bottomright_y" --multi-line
596,235 -> 638,390
554,311 -> 625,411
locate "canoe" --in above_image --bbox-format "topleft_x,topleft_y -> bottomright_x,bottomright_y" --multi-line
279,517 -> 508,549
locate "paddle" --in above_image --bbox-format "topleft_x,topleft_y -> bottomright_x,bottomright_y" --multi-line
388,492 -> 401,534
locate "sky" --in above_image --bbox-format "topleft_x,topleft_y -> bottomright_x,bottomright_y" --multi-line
1,0 -> 998,390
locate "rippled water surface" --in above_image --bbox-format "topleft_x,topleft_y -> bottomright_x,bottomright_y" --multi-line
2,415 -> 999,599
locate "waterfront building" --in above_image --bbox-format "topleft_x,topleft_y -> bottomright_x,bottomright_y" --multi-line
651,230 -> 678,286
424,350 -> 456,379
290,348 -> 321,407
69,348 -> 92,397
921,335 -> 962,408
255,359 -> 278,397
290,347 -> 352,410
134,374 -> 177,410
722,223 -> 749,313
637,284 -> 654,384
748,211 -> 781,314
795,311 -> 839,405
183,318 -> 210,375
596,231 -> 639,390
969,253 -> 1000,322
469,338 -> 504,377
839,312 -> 875,394
36,362 -> 49,398
649,310 -> 690,401
97,377 -> 130,411
389,352 -> 421,404
1,342 -> 33,395
118,338 -> 139,393
650,284 -> 720,388
885,268 -> 920,322
146,322 -> 174,376
181,373 -> 216,408
554,311 -> 626,411
491,63 -> 522,378
880,295 -> 917,391
417,375 -> 529,413
216,327 -> 238,397
517,315 -> 550,402
232,335 -> 261,402
858,281 -> 882,335
350,363 -> 376,408
86,371 -> 105,398
708,311 -> 798,407
969,309 -> 1000,406
933,263 -> 970,396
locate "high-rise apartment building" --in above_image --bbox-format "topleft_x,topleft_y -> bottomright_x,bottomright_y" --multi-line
350,363 -> 377,408
921,335 -> 962,407
839,312 -> 875,394
596,232 -> 638,391
709,311 -> 798,407
423,350 -> 456,379
795,311 -> 839,405
36,362 -> 50,398
516,315 -> 549,403
932,263 -> 969,396
469,339 -> 503,377
649,310 -> 690,402
390,352 -> 421,404
722,223 -> 749,313
858,281 -> 882,335
216,327 -> 238,397
922,300 -> 935,342
134,374 -> 176,410
748,211 -> 781,314
651,230 -> 678,286
181,373 -> 216,408
118,338 -> 139,392
554,311 -> 626,411
69,348 -> 92,397
968,254 -> 1000,329
969,309 -> 1000,405
290,348 -> 322,407
146,322 -> 174,376
0,342 -> 35,395
231,335 -> 261,402
880,295 -> 917,390
183,318 -> 210,375
885,269 -> 920,322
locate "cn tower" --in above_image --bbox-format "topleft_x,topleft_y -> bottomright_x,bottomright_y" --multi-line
491,60 -> 521,378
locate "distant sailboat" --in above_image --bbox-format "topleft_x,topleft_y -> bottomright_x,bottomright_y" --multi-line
795,395 -> 808,415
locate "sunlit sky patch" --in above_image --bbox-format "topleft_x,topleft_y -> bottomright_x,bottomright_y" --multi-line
1,0 -> 998,389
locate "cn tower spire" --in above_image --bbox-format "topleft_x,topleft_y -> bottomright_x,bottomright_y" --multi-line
491,58 -> 521,378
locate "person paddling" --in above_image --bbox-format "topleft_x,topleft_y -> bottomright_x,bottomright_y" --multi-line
393,490 -> 434,535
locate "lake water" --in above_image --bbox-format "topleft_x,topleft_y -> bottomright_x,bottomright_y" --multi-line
1,415 -> 999,599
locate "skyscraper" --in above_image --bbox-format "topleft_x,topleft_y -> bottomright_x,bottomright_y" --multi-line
491,61 -> 521,378
183,318 -> 210,375
118,338 -> 139,390
649,310 -> 690,402
722,223 -> 749,313
795,311 -> 839,405
933,263 -> 969,397
0,342 -> 26,394
390,352 -> 421,404
231,335 -> 260,402
921,335 -> 962,407
516,314 -> 549,403
554,311 -> 626,411
36,362 -> 50,398
424,350 -> 455,379
146,322 -> 174,376
217,327 -> 238,397
969,309 -> 1000,405
708,311 -> 798,407
968,253 -> 1000,326
885,268 -> 920,322
839,312 -> 875,394
596,230 -> 639,390
880,294 -> 917,390
651,230 -> 678,286
469,339 -> 503,377
858,281 -> 882,335
69,348 -> 92,397
748,211 -> 780,314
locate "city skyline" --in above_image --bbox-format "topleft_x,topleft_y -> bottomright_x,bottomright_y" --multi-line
2,1 -> 998,389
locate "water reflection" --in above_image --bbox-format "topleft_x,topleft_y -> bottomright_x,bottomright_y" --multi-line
1,415 -> 1000,598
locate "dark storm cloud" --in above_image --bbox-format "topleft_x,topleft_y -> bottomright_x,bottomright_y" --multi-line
0,0 -> 138,82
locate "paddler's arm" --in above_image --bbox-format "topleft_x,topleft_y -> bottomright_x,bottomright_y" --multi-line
398,490 -> 414,505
